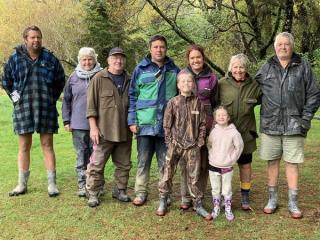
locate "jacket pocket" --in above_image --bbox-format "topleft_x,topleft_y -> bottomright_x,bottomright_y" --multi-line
136,107 -> 157,125
101,90 -> 114,108
242,98 -> 257,115
288,114 -> 305,134
40,61 -> 55,85
261,114 -> 276,131
138,79 -> 158,101
141,76 -> 156,84
288,71 -> 302,91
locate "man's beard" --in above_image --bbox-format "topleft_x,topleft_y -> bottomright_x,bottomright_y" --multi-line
28,44 -> 41,54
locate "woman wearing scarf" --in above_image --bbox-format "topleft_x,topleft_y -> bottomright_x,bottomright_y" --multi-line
62,47 -> 102,197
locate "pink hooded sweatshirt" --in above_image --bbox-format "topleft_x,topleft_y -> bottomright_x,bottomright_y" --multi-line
207,123 -> 244,168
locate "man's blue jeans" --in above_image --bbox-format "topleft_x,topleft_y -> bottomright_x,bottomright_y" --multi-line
134,135 -> 166,198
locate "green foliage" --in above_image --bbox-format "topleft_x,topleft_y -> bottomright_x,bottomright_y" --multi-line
303,49 -> 320,83
2,0 -> 320,76
81,0 -> 116,66
81,0 -> 146,72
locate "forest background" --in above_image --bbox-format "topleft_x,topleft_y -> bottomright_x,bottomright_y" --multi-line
1,0 -> 320,79
0,1 -> 320,240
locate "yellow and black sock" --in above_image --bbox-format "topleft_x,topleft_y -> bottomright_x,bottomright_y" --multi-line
240,182 -> 251,193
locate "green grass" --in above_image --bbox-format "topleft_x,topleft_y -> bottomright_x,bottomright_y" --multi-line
0,93 -> 319,240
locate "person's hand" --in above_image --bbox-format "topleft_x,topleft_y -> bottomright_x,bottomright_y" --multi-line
198,139 -> 205,148
165,136 -> 172,147
129,125 -> 139,134
301,119 -> 311,135
64,124 -> 72,132
90,127 -> 100,145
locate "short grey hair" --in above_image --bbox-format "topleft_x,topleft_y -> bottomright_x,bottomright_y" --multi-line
274,32 -> 294,48
77,47 -> 98,62
227,53 -> 249,72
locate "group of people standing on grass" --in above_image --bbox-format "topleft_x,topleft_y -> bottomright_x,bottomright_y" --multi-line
2,25 -> 320,221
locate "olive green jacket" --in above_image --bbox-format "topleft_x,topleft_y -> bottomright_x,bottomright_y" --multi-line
218,74 -> 262,154
87,69 -> 132,142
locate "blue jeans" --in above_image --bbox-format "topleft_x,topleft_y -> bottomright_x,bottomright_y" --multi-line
72,129 -> 92,189
134,136 -> 166,198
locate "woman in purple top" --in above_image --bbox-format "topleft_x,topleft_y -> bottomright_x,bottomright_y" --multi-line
62,47 -> 102,197
179,45 -> 218,209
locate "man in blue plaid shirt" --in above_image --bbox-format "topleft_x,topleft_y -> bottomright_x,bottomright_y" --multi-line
2,25 -> 65,197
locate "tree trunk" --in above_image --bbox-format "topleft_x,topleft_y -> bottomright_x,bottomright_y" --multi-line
245,0 -> 263,50
282,0 -> 294,33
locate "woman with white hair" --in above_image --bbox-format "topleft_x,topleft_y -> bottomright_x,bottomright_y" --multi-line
62,47 -> 102,197
217,53 -> 261,211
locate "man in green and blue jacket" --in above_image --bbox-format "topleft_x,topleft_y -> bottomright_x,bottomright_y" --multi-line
128,35 -> 179,206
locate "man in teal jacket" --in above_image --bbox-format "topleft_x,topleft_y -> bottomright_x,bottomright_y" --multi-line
128,35 -> 179,206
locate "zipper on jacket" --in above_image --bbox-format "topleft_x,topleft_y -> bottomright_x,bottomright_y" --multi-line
280,67 -> 289,133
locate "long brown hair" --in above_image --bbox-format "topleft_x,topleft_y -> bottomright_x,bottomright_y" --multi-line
185,44 -> 205,61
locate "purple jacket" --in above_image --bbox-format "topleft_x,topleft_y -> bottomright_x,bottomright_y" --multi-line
185,64 -> 218,131
62,72 -> 93,130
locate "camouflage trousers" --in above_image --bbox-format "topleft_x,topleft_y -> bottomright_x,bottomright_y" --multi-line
180,145 -> 208,203
159,143 -> 203,202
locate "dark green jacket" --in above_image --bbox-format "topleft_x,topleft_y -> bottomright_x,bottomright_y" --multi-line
218,74 -> 262,154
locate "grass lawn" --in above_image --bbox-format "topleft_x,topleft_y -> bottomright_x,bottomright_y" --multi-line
0,93 -> 319,240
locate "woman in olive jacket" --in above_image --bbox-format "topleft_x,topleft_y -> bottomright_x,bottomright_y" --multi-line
218,53 -> 261,210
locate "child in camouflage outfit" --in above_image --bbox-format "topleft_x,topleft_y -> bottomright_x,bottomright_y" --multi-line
156,71 -> 212,221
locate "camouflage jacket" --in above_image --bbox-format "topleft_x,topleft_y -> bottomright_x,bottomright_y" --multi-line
163,94 -> 206,149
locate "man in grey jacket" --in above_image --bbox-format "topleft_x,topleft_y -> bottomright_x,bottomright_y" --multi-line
255,32 -> 320,219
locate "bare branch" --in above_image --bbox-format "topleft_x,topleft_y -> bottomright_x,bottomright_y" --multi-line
210,0 -> 248,17
123,0 -> 148,22
282,0 -> 294,32
217,21 -> 252,33
146,0 -> 192,43
231,0 -> 256,62
145,0 -> 225,75
184,0 -> 248,17
259,6 -> 282,59
185,0 -> 200,9
233,30 -> 255,37
174,0 -> 185,22
61,59 -> 77,68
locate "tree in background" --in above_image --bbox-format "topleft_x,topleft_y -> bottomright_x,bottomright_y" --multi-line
140,0 -> 320,76
0,0 -> 85,74
81,0 -> 146,71
1,0 -> 320,78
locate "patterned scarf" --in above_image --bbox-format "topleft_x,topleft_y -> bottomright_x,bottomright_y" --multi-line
75,62 -> 102,80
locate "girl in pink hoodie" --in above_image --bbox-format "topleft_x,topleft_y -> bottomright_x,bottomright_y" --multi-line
207,106 -> 244,221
